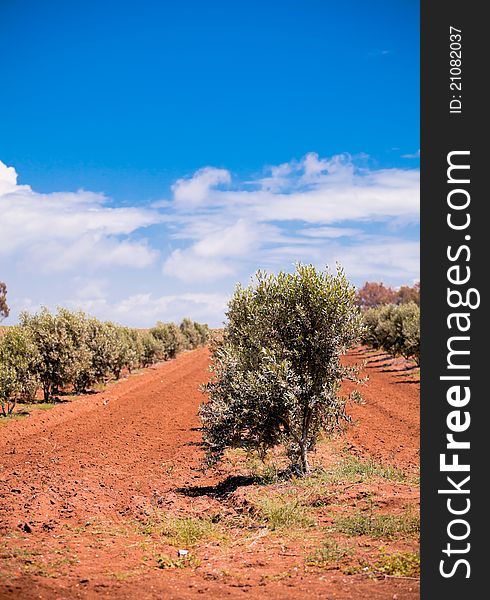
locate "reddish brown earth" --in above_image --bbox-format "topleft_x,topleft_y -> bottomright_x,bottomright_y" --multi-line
343,347 -> 420,474
0,347 -> 419,599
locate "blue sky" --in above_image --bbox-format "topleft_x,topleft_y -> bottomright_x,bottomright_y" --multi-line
0,0 -> 419,327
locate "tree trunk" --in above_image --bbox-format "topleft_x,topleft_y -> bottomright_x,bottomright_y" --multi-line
299,441 -> 310,475
300,406 -> 312,475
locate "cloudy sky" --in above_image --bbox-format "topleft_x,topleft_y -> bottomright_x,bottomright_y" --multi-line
0,1 -> 419,327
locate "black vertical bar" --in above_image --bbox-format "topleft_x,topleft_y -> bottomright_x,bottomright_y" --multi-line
421,1 -> 485,597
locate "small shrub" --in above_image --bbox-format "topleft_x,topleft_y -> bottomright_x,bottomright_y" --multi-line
20,308 -> 91,399
0,363 -> 18,416
139,331 -> 164,367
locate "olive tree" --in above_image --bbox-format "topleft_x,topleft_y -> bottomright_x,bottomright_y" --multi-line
20,308 -> 81,400
400,303 -> 420,364
151,322 -> 185,359
200,264 -> 363,474
179,318 -> 202,349
193,321 -> 210,345
140,330 -> 164,367
0,327 -> 40,415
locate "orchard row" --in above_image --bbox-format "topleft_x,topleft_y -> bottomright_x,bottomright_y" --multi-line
0,308 -> 209,416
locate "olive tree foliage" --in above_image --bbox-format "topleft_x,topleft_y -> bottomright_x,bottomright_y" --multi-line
0,327 -> 40,415
361,302 -> 420,364
200,264 -> 364,474
139,330 -> 165,367
1,307 -> 211,409
0,364 -> 17,416
193,322 -> 211,346
180,318 -> 210,349
20,308 -> 88,400
74,319 -> 131,391
152,320 -> 210,357
150,322 -> 185,359
0,281 -> 9,322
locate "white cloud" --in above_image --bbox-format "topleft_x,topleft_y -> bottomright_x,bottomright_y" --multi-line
1,153 -> 419,327
162,152 -> 419,283
172,166 -> 231,208
111,292 -> 229,326
27,235 -> 158,272
163,219 -> 279,282
0,160 -> 161,270
297,226 -> 361,238
163,251 -> 235,283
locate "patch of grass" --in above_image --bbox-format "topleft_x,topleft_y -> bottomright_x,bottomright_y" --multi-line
25,402 -> 57,411
305,539 -> 353,567
332,510 -> 420,539
373,550 -> 420,577
140,513 -> 225,547
0,412 -> 28,424
167,517 -> 223,546
70,522 -> 130,537
255,495 -> 316,531
316,454 -> 406,485
156,553 -> 201,569
0,402 -> 56,424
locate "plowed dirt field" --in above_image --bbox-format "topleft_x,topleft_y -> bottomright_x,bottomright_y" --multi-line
0,347 -> 419,599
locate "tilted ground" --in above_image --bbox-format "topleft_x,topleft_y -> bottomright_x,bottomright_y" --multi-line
0,347 -> 419,599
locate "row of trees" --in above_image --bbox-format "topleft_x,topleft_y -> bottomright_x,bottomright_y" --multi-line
356,280 -> 420,364
361,302 -> 420,364
0,308 -> 209,416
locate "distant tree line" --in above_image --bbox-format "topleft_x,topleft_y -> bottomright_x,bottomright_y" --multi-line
355,281 -> 420,309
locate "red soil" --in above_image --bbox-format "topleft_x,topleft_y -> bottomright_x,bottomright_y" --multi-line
0,347 -> 419,599
344,347 -> 420,473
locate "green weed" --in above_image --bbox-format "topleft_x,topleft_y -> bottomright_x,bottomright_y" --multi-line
332,510 -> 420,538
